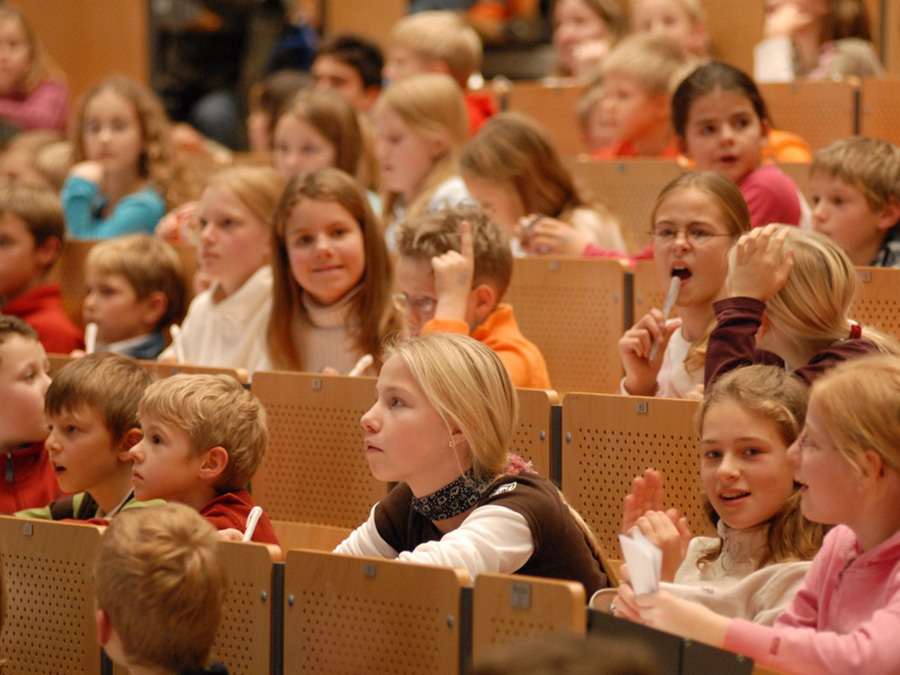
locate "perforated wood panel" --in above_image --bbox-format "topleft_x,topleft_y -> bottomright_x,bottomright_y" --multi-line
506,82 -> 587,156
568,159 -> 685,255
471,573 -> 585,662
283,550 -> 467,674
272,520 -> 353,554
251,371 -> 389,527
0,518 -> 101,674
776,162 -> 811,204
514,388 -> 556,478
700,0 -> 763,74
631,260 -> 670,322
208,541 -> 272,674
560,394 -> 711,560
853,267 -> 900,339
759,80 -> 858,152
505,258 -> 626,395
859,77 -> 900,145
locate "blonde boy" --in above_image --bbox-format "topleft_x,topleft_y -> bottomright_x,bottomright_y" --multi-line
809,137 -> 900,267
394,206 -> 550,388
95,503 -> 228,675
384,10 -> 497,134
83,233 -> 186,359
0,314 -> 57,513
594,33 -> 690,159
0,182 -> 83,353
130,374 -> 279,544
16,352 -> 155,521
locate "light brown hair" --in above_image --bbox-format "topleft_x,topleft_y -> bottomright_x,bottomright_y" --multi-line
388,11 -> 482,87
601,32 -> 691,96
0,4 -> 64,92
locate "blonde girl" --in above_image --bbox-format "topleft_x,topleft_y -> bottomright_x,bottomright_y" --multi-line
336,332 -> 608,594
619,171 -> 751,399
460,111 -> 624,256
159,166 -> 284,373
266,167 -> 399,374
0,4 -> 68,133
63,76 -> 195,240
624,354 -> 900,673
605,365 -> 824,624
375,73 -> 471,251
706,224 -> 900,386
553,0 -> 627,79
629,0 -> 711,60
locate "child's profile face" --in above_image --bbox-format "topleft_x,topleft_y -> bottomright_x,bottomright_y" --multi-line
553,0 -> 611,75
197,184 -> 272,300
81,89 -> 143,179
632,0 -> 704,56
0,149 -> 53,190
375,106 -> 444,202
46,404 -> 119,495
601,73 -> 669,148
0,211 -> 43,304
284,197 -> 365,306
582,97 -> 616,153
0,17 -> 31,95
0,334 -> 50,447
394,256 -> 439,337
272,114 -> 338,183
682,89 -> 766,184
129,413 -> 204,504
700,398 -> 795,530
383,46 -> 432,85
83,269 -> 157,345
462,173 -> 524,231
312,55 -> 372,113
809,172 -> 892,266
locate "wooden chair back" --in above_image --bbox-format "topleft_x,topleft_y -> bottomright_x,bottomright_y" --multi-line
471,573 -> 585,663
0,517 -> 102,674
701,0 -> 763,74
48,354 -> 246,382
568,159 -> 685,255
853,267 -> 900,339
282,550 -> 468,674
758,80 -> 858,152
505,258 -> 626,395
631,260 -> 672,325
775,162 -> 811,203
271,520 -> 353,554
514,388 -> 557,478
560,394 -> 710,561
505,81 -> 587,156
250,371 -> 389,528
859,77 -> 900,146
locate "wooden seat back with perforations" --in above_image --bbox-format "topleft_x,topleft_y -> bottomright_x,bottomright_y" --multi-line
560,394 -> 710,561
208,541 -> 273,674
47,354 -> 246,382
631,260 -> 672,326
271,520 -> 353,554
859,77 -> 900,146
471,573 -> 585,662
250,371 -> 388,528
852,267 -> 900,339
505,82 -> 587,156
567,159 -> 685,255
282,550 -> 468,674
758,80 -> 858,152
0,517 -> 102,674
514,388 -> 557,478
505,258 -> 626,395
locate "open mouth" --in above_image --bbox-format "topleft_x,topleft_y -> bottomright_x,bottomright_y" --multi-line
672,265 -> 692,281
53,464 -> 66,475
719,490 -> 750,502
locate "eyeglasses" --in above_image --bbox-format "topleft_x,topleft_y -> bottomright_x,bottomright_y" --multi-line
391,293 -> 437,316
649,227 -> 734,246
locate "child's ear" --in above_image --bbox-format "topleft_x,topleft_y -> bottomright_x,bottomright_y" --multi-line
759,118 -> 771,146
199,446 -> 229,481
116,428 -> 143,461
96,608 -> 112,647
876,199 -> 900,231
427,133 -> 450,160
34,236 -> 61,272
139,291 -> 168,329
861,449 -> 884,481
468,283 -> 497,324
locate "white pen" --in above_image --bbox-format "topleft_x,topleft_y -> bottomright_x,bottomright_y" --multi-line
170,323 -> 185,364
648,275 -> 682,361
348,354 -> 374,377
660,581 -> 715,595
242,506 -> 263,542
84,322 -> 98,355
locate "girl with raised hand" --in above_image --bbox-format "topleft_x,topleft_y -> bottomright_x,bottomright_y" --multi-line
336,331 -> 608,594
601,365 -> 824,624
619,172 -> 750,399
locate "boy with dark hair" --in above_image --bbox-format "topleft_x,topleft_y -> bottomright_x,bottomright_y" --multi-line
312,33 -> 384,113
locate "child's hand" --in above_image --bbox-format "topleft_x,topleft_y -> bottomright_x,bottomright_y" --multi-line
571,38 -> 611,79
630,510 -> 692,583
618,310 -> 682,395
156,201 -> 198,242
611,566 -> 644,623
431,220 -> 475,323
633,589 -> 730,646
70,160 -> 105,186
217,528 -> 244,541
764,0 -> 815,38
622,469 -> 665,533
728,224 -> 794,302
521,216 -> 589,256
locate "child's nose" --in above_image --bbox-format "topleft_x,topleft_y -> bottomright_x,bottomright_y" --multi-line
716,454 -> 740,480
127,443 -> 143,461
360,405 -> 379,432
45,427 -> 61,453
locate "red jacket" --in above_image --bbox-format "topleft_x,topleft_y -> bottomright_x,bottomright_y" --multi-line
2,284 -> 84,354
0,442 -> 61,514
201,489 -> 280,545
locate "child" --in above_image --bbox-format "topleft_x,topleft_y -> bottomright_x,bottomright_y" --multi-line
460,111 -> 624,256
619,172 -> 751,398
593,33 -> 690,159
375,73 -> 472,250
94,503 -> 229,675
0,4 -> 68,133
601,365 -> 823,625
384,11 -> 497,135
705,224 -> 900,387
672,61 -> 808,229
0,314 -> 57,513
629,0 -> 710,60
84,234 -> 186,360
266,168 -> 399,374
552,0 -> 627,79
0,182 -> 83,353
394,206 -> 551,389
809,136 -> 900,267
754,0 -> 882,82
246,68 -> 311,155
62,76 -> 194,239
311,33 -> 384,114
129,373 -> 279,545
576,77 -> 615,154
623,354 -> 900,674
336,332 -> 607,595
0,129 -> 71,191
19,352 -> 155,520
160,165 -> 283,374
